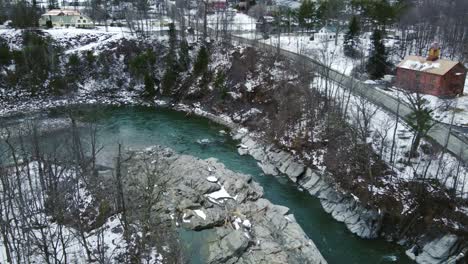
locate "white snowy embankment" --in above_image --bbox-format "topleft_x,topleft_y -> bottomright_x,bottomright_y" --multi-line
380,85 -> 468,128
314,76 -> 468,202
0,162 -> 163,263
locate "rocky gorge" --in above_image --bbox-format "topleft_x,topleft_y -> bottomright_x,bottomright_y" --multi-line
176,103 -> 467,264
120,145 -> 327,264
0,28 -> 466,263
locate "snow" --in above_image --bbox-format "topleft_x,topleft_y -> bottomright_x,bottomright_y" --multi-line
382,87 -> 468,128
313,76 -> 468,198
233,217 -> 242,230
205,185 -> 236,204
194,209 -> 207,220
242,219 -> 252,228
207,12 -> 257,32
0,162 -> 163,263
206,176 -> 219,183
182,213 -> 191,223
236,32 -> 359,75
400,60 -> 440,72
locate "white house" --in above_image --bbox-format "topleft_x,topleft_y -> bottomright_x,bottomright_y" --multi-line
39,9 -> 93,28
314,26 -> 344,42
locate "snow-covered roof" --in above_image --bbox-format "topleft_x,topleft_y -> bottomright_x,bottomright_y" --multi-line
42,9 -> 82,16
397,55 -> 463,76
317,25 -> 340,34
274,0 -> 301,9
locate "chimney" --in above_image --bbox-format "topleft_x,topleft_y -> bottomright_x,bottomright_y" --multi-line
427,42 -> 440,61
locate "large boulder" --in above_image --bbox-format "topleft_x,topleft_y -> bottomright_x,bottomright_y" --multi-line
207,229 -> 250,264
414,234 -> 459,264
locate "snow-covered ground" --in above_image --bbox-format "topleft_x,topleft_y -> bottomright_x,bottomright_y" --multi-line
0,162 -> 162,263
237,32 -> 361,75
314,76 -> 468,200
207,11 -> 257,32
380,86 -> 468,128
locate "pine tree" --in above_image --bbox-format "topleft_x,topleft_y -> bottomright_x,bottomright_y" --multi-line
344,16 -> 360,58
162,68 -> 177,95
166,23 -> 177,68
11,1 -> 38,28
144,73 -> 156,98
214,71 -> 227,99
162,23 -> 179,95
85,50 -> 95,68
298,0 -> 315,31
193,45 -> 209,76
67,54 -> 81,78
179,39 -> 190,72
366,29 -> 387,79
0,39 -> 10,66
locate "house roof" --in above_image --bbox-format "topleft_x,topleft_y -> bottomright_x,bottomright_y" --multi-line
319,25 -> 338,33
397,55 -> 463,76
42,9 -> 81,16
274,0 -> 301,10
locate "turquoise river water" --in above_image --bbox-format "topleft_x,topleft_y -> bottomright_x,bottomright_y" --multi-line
47,105 -> 412,264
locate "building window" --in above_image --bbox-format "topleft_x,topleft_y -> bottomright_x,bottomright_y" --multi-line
83,20 -> 86,23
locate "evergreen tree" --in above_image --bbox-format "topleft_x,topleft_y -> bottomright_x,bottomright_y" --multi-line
66,53 -> 81,84
20,32 -> 56,94
316,0 -> 344,23
406,93 -> 433,159
366,29 -> 387,79
144,73 -> 156,98
0,39 -> 10,66
166,23 -> 177,68
168,23 -> 177,48
351,0 -> 407,29
161,68 -> 177,95
129,49 -> 156,78
214,71 -> 227,99
193,45 -> 209,76
298,0 -> 315,31
11,1 -> 39,28
85,50 -> 96,68
178,39 -> 190,72
162,23 -> 179,95
0,1 -> 7,24
344,16 -> 360,58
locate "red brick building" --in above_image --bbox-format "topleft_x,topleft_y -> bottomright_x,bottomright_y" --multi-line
207,0 -> 227,11
395,55 -> 467,97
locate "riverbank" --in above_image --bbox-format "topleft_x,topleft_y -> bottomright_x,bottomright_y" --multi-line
172,102 -> 466,264
2,97 -> 463,263
0,28 -> 466,263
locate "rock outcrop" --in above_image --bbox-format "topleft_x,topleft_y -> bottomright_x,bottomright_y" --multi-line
233,130 -> 382,239
406,234 -> 465,264
177,105 -> 465,264
123,146 -> 327,264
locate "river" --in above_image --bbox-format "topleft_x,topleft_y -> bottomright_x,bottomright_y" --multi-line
13,105 -> 413,263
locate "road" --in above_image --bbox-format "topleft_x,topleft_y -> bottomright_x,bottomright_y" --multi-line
166,4 -> 468,163
225,34 -> 468,163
